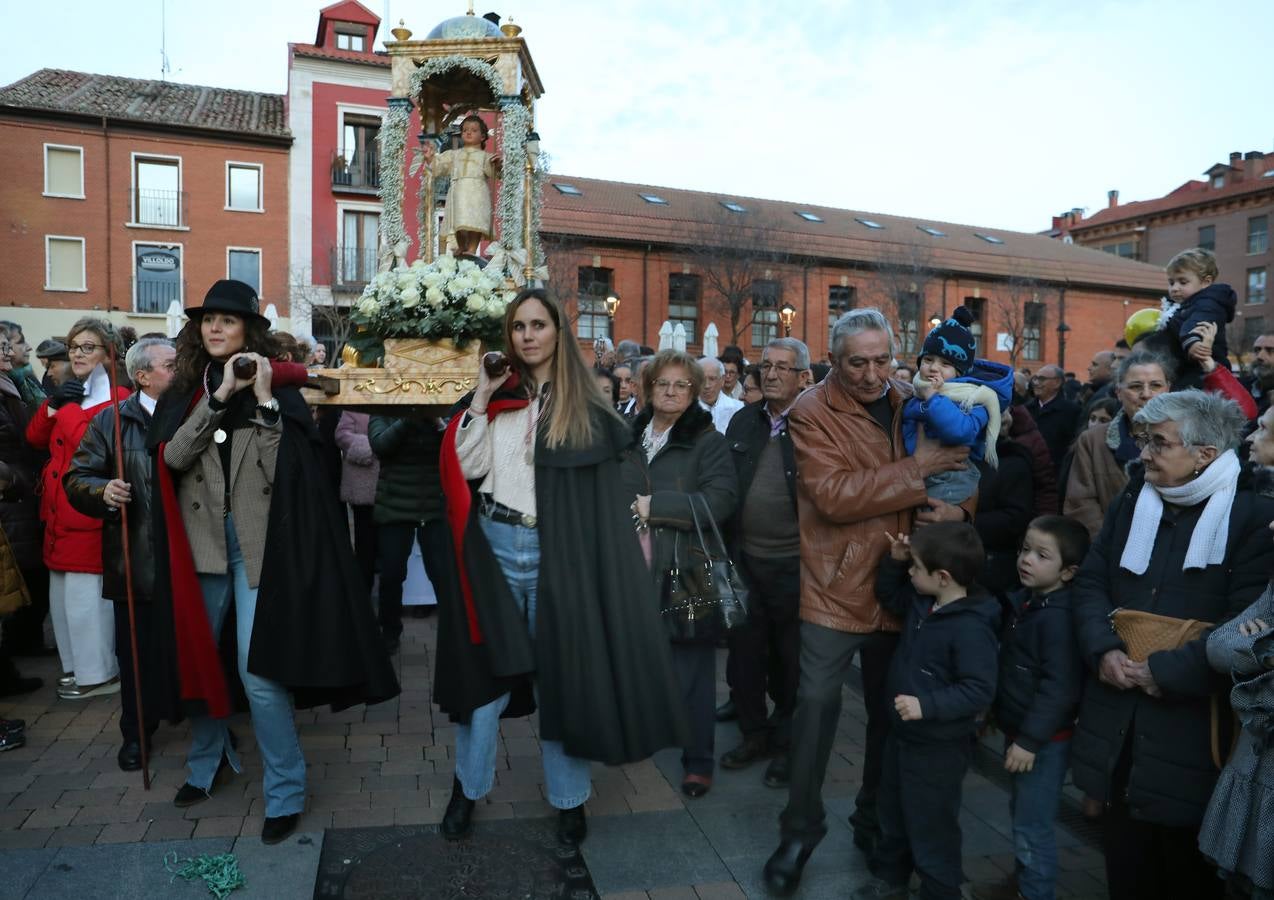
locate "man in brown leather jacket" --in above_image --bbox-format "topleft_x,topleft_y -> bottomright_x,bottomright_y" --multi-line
763,308 -> 970,896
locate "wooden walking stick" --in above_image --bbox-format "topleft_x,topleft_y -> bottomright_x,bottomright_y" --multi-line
107,342 -> 151,790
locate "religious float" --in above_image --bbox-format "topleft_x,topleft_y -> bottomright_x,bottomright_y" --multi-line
308,6 -> 546,409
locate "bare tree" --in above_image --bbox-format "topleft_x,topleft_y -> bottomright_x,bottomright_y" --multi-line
289,266 -> 354,358
869,239 -> 937,357
990,267 -> 1056,369
678,205 -> 794,345
540,232 -> 592,328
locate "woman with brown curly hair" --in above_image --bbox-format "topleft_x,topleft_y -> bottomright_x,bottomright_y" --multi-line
149,280 -> 397,845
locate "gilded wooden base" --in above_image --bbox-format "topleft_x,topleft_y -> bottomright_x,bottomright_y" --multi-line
306,338 -> 481,408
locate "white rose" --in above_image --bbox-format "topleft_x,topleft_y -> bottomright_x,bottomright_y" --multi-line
437,255 -> 457,275
358,296 -> 379,316
401,286 -> 421,308
485,299 -> 504,318
465,294 -> 486,312
458,259 -> 478,274
422,271 -> 443,289
426,287 -> 445,307
410,258 -> 426,269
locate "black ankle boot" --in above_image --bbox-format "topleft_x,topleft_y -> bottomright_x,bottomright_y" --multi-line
441,776 -> 474,841
557,805 -> 587,846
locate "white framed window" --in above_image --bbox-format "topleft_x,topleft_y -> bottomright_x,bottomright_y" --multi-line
45,236 -> 86,292
43,144 -> 84,198
227,247 -> 262,297
133,242 -> 183,313
130,152 -> 184,227
226,162 -> 263,212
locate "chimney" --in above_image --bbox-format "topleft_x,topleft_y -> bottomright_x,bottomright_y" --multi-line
1245,151 -> 1265,180
1071,207 -> 1084,219
1107,189 -> 1119,209
1230,151 -> 1242,168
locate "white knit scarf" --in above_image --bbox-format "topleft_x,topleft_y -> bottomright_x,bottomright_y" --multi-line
1119,449 -> 1241,575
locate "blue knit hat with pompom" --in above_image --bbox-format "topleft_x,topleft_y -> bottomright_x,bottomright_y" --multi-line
918,306 -> 976,375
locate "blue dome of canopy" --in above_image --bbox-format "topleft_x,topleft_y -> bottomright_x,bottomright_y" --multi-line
426,15 -> 503,40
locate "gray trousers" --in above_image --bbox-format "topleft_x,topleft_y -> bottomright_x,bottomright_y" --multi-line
779,621 -> 899,845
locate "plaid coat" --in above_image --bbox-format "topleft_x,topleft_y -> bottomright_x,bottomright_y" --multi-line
162,395 -> 280,587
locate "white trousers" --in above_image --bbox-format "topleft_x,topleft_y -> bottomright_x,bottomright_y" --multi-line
48,571 -> 117,685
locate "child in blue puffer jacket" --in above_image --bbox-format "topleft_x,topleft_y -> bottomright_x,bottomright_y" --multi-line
902,306 -> 1014,508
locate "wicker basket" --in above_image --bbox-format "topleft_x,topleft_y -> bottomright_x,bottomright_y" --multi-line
1111,608 -> 1212,662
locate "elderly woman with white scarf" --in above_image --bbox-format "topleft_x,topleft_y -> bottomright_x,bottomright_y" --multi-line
1070,390 -> 1274,900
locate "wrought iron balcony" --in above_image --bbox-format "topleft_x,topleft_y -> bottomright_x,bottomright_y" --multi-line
331,146 -> 380,192
131,189 -> 188,228
329,246 -> 379,291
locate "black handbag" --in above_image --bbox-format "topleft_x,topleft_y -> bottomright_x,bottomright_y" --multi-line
658,493 -> 749,641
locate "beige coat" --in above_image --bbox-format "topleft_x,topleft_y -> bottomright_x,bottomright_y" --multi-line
163,396 -> 281,587
1063,417 -> 1130,538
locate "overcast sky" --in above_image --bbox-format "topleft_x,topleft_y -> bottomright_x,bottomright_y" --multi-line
5,0 -> 1270,233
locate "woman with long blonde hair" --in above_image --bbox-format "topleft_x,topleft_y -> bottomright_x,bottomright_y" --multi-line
437,288 -> 686,845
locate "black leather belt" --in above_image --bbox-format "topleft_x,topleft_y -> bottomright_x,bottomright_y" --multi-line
479,494 -> 537,528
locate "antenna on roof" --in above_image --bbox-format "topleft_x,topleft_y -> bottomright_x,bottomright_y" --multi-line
160,0 -> 171,80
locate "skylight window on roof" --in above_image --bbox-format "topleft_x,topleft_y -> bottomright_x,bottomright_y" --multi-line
720,201 -> 747,213
796,211 -> 824,223
639,193 -> 668,204
917,225 -> 947,237
553,183 -> 582,196
855,217 -> 885,229
975,233 -> 1005,244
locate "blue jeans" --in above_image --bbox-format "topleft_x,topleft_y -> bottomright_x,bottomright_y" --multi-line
453,516 -> 592,810
1009,738 -> 1070,900
924,458 -> 981,506
187,517 -> 306,818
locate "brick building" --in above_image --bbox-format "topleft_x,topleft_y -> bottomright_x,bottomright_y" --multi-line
1052,147 -> 1274,358
0,69 -> 291,344
541,176 -> 1164,371
287,0 -> 419,350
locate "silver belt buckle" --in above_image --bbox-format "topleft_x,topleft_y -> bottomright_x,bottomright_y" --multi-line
521,512 -> 537,528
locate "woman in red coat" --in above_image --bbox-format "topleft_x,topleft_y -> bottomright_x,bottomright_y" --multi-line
26,316 -> 129,699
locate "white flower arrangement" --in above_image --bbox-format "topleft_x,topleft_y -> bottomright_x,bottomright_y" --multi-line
351,256 -> 515,346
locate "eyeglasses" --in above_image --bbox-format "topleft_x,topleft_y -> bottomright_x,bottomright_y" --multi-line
653,379 -> 693,393
760,362 -> 807,376
1132,434 -> 1192,455
67,342 -> 103,356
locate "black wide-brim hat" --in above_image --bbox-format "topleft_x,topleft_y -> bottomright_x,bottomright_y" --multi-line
185,280 -> 270,326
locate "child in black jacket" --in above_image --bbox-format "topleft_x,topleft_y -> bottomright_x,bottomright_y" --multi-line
853,522 -> 1000,900
993,515 -> 1089,900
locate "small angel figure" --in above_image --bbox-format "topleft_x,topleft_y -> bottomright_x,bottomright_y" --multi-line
422,114 -> 502,256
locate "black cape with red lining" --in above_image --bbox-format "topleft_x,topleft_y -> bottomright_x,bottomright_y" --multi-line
146,382 -> 400,720
437,388 -> 688,765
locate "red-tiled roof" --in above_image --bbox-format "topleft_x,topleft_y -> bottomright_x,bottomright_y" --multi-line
315,0 -> 380,46
1071,161 -> 1274,232
541,175 -> 1166,293
290,43 -> 391,68
0,68 -> 289,140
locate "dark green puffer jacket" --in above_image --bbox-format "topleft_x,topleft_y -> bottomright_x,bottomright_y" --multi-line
368,414 -> 445,525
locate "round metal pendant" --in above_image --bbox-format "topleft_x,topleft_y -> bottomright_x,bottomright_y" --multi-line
213,428 -> 227,444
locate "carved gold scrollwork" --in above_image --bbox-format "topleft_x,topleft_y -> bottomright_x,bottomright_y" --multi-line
352,376 -> 476,396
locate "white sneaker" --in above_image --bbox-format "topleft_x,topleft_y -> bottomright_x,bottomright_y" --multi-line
58,677 -> 120,700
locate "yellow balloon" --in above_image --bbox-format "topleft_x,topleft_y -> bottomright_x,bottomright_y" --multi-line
1124,308 -> 1162,347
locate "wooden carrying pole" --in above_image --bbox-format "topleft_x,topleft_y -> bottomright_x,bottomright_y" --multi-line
107,344 -> 151,790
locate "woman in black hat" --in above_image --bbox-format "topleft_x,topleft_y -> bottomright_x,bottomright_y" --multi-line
148,280 -> 397,845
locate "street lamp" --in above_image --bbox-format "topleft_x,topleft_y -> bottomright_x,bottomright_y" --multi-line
779,302 -> 796,337
928,314 -> 943,328
605,292 -> 621,320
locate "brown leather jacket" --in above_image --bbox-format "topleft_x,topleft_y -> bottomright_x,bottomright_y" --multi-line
788,372 -> 927,634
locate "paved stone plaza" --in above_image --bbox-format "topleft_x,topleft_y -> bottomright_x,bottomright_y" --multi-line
0,617 -> 1109,898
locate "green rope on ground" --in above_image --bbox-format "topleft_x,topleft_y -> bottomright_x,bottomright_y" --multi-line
163,851 -> 246,899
